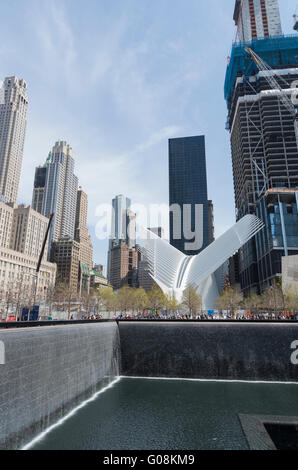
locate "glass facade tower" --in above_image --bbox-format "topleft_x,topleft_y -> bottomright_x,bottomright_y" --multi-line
31,141 -> 78,252
169,136 -> 211,256
107,194 -> 136,282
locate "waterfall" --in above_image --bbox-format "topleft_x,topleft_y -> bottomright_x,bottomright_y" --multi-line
0,322 -> 121,450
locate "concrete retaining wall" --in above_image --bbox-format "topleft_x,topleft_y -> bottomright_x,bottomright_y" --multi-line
119,322 -> 298,382
0,323 -> 119,450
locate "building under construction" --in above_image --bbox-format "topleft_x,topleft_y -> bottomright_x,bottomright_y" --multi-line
233,0 -> 282,43
225,3 -> 298,294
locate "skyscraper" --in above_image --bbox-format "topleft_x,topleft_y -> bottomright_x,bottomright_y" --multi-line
32,153 -> 51,214
110,195 -> 132,245
32,141 -> 78,247
50,237 -> 80,293
234,0 -> 282,42
108,241 -> 139,289
225,2 -> 298,293
75,186 -> 93,269
49,187 -> 93,295
0,76 -> 28,203
107,194 -> 136,282
169,136 -> 212,256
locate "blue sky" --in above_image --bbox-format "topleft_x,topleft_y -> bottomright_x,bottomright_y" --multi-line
0,0 -> 295,271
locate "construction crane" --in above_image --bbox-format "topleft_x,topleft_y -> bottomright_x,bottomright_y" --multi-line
245,47 -> 298,146
242,47 -> 298,200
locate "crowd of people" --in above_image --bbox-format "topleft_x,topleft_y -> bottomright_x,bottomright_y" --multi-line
115,311 -> 298,321
49,310 -> 298,322
77,314 -> 103,321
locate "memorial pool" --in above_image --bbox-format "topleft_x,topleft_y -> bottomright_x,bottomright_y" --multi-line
29,378 -> 298,450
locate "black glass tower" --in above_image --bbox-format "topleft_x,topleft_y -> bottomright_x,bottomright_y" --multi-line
169,135 -> 211,256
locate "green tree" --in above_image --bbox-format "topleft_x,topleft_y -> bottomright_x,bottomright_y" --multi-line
165,294 -> 180,313
53,281 -> 78,319
215,290 -> 228,311
133,288 -> 149,314
261,283 -> 285,312
81,291 -> 95,315
101,287 -> 118,314
181,285 -> 202,318
117,286 -> 134,314
148,284 -> 166,313
215,287 -> 243,313
243,293 -> 262,313
45,284 -> 56,320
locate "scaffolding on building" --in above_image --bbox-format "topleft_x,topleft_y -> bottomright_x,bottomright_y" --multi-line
225,33 -> 298,294
225,34 -> 298,105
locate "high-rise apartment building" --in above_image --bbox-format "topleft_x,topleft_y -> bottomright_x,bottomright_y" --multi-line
0,76 -> 28,203
10,205 -> 50,259
51,234 -> 92,295
234,0 -> 282,42
108,241 -> 138,290
32,148 -> 95,293
225,2 -> 298,294
32,164 -> 47,214
107,195 -> 136,282
169,136 -> 212,256
75,187 -> 93,269
50,237 -> 80,293
32,141 -> 78,247
110,195 -> 133,245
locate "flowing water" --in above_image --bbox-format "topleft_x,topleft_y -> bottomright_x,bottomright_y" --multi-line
0,323 -> 121,450
28,377 -> 298,450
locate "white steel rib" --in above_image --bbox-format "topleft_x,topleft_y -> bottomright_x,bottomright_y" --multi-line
185,214 -> 264,289
139,215 -> 264,309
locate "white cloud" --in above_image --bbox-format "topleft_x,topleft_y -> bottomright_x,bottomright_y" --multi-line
78,125 -> 182,224
9,0 -> 246,264
31,1 -> 77,93
89,16 -> 130,83
133,126 -> 182,154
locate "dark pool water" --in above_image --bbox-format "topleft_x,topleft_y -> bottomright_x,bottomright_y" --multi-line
31,378 -> 298,450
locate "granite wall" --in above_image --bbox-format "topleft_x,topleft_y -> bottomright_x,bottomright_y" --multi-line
119,322 -> 298,382
2,321 -> 298,450
0,323 -> 120,450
